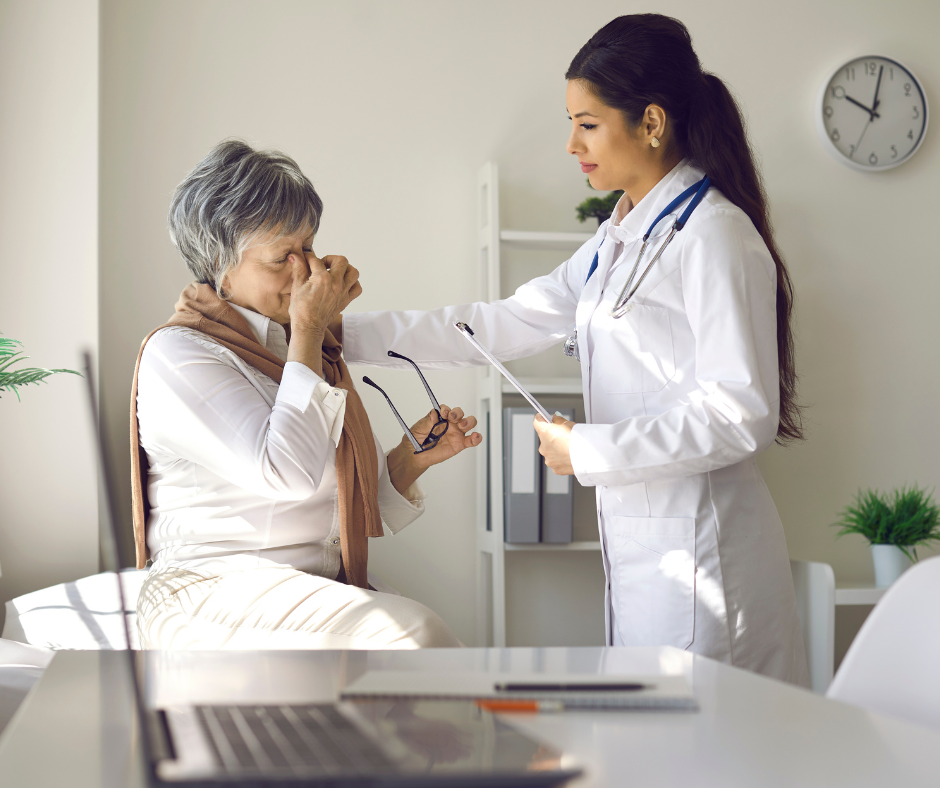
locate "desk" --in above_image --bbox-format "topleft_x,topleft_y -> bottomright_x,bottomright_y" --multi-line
836,583 -> 888,606
1,647 -> 938,787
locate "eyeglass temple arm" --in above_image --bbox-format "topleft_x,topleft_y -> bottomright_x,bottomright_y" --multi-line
361,376 -> 424,453
387,350 -> 442,413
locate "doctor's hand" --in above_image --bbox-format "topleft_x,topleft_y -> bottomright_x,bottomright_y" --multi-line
534,413 -> 575,476
386,405 -> 482,496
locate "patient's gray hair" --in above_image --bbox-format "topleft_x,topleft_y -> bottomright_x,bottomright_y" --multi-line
168,140 -> 323,296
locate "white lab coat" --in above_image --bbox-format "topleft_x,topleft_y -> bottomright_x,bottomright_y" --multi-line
343,160 -> 809,685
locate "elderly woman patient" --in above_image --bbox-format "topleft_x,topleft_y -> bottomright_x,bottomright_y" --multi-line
131,140 -> 479,649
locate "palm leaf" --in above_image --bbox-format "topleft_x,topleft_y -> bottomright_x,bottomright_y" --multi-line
0,333 -> 82,401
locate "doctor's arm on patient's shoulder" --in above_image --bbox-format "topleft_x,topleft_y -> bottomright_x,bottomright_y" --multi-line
340,234 -> 601,371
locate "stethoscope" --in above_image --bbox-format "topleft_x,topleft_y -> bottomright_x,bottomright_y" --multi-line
563,176 -> 711,361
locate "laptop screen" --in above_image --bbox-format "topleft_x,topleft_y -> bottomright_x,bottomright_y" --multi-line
82,350 -> 167,780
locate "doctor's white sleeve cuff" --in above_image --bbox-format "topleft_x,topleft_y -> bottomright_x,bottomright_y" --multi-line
569,423 -> 606,488
276,361 -> 347,447
377,451 -> 427,535
341,313 -> 379,366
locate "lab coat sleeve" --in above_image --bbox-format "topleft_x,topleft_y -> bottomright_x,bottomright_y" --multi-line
569,206 -> 780,487
342,230 -> 603,370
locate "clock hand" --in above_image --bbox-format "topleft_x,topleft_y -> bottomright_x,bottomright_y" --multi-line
851,118 -> 872,159
872,64 -> 884,112
845,94 -> 881,120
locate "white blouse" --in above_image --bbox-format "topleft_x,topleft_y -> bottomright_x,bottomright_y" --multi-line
136,303 -> 426,578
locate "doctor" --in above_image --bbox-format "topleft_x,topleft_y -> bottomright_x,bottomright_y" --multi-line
342,14 -> 808,684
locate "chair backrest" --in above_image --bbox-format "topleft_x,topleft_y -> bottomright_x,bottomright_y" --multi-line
790,560 -> 835,693
827,555 -> 940,731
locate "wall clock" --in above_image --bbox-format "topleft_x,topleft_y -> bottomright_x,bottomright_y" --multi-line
817,56 -> 928,171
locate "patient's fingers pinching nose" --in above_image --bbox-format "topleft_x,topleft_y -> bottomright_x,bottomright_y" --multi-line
321,254 -> 351,282
287,253 -> 323,282
288,254 -> 311,285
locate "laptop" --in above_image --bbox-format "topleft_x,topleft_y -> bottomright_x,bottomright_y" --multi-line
82,351 -> 582,786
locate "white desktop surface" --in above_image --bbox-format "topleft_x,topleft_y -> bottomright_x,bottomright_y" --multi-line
1,646 -> 938,787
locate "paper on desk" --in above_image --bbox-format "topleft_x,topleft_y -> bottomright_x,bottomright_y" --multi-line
341,672 -> 697,710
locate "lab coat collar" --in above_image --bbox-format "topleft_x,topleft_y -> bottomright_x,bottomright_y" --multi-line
606,158 -> 704,245
576,159 -> 705,357
229,303 -> 290,362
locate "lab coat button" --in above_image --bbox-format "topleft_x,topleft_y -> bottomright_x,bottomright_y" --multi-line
331,538 -> 340,545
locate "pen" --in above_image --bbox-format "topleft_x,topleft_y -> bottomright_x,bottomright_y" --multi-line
475,699 -> 564,714
493,682 -> 650,692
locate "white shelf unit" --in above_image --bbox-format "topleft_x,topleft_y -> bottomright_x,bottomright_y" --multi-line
474,162 -> 599,647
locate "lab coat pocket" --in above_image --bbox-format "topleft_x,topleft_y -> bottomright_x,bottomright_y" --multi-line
607,516 -> 695,649
598,305 -> 676,393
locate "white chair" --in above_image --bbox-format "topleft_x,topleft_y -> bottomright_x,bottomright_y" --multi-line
2,569 -> 146,650
790,560 -> 835,693
0,638 -> 54,735
827,555 -> 940,731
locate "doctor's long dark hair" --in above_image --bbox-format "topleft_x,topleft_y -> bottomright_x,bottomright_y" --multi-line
567,14 -> 803,444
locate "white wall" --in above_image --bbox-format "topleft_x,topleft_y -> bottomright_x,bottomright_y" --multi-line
0,0 -> 99,622
93,0 -> 940,646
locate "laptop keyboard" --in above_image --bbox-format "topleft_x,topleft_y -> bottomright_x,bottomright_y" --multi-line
196,704 -> 395,776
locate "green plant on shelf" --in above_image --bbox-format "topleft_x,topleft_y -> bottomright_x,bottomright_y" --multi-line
0,334 -> 81,401
832,486 -> 940,561
575,177 -> 624,225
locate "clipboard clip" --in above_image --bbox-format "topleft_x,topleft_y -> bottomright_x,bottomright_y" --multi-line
453,321 -> 552,423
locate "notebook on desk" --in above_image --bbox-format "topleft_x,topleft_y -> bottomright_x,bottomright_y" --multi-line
82,350 -> 581,787
343,671 -> 698,711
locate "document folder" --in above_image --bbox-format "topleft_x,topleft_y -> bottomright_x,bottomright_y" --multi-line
541,406 -> 575,543
503,407 -> 541,543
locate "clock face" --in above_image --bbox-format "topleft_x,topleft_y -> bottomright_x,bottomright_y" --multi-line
818,56 -> 928,171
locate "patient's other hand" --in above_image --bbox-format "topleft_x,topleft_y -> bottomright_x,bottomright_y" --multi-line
410,405 -> 481,470
385,405 -> 481,496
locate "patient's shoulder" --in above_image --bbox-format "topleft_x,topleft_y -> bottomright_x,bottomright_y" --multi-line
141,326 -> 277,393
143,325 -> 233,366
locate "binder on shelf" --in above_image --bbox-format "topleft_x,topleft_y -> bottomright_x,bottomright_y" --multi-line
502,407 -> 541,543
541,407 -> 575,543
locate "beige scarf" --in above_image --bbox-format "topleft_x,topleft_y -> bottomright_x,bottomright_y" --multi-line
129,283 -> 382,588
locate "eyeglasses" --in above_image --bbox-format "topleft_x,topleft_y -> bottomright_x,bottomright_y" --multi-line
362,351 -> 449,454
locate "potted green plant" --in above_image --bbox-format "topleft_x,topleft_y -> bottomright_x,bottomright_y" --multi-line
832,486 -> 940,587
0,335 -> 81,400
575,178 -> 623,225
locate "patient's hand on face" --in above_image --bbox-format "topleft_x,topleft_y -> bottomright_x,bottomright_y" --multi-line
385,405 -> 482,496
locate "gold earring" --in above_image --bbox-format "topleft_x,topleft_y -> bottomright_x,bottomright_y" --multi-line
651,137 -> 661,148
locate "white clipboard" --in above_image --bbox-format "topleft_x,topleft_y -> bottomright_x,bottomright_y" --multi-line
453,321 -> 552,423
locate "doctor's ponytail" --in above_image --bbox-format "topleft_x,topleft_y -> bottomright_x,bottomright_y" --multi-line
567,15 -> 803,444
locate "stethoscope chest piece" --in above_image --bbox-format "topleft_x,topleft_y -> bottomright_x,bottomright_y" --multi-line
563,332 -> 580,361
562,175 -> 711,361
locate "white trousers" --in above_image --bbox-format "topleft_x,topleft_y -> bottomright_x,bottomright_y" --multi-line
137,567 -> 461,650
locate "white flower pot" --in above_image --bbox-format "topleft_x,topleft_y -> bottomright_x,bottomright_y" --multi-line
871,544 -> 914,587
